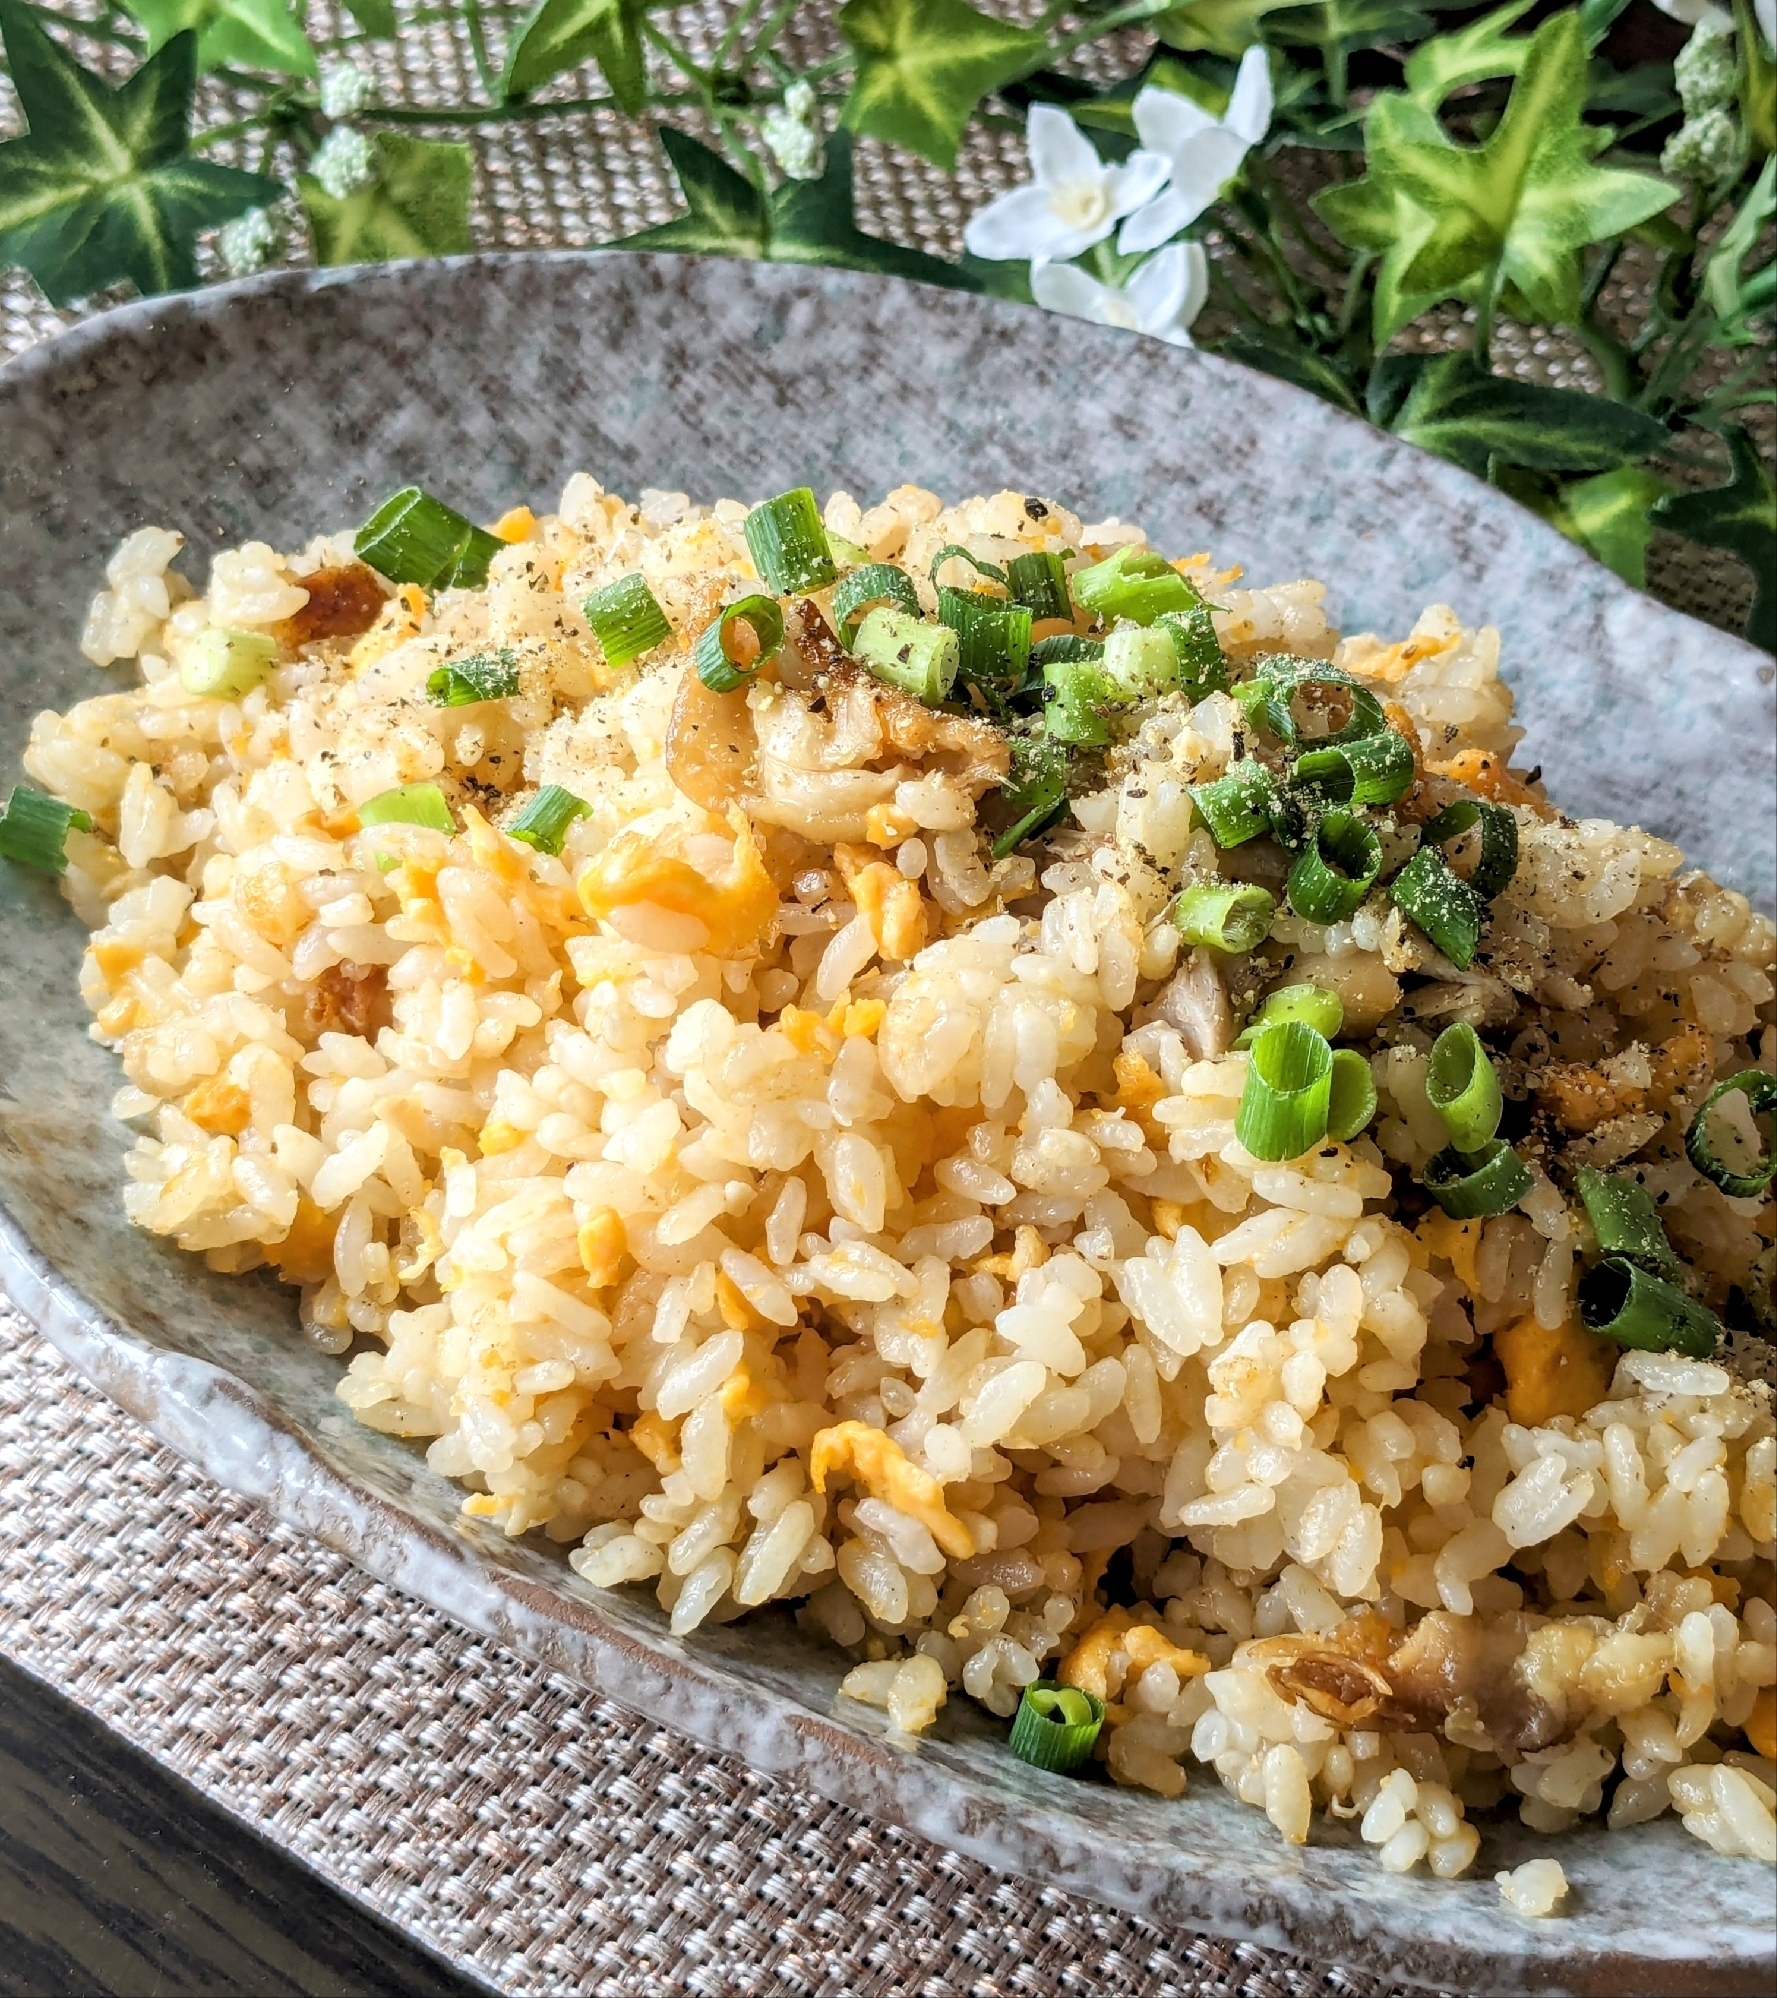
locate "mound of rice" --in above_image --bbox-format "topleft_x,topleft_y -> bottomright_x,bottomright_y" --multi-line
27,477 -> 1775,1883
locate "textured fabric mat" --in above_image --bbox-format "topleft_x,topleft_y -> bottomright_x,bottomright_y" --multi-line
0,1299 -> 1432,1998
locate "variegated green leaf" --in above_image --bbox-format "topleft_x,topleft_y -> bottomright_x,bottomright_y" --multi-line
299,131 -> 473,265
1151,0 -> 1298,56
1402,0 -> 1535,106
501,0 -> 649,114
0,4 -> 282,305
120,0 -> 316,77
1655,428 -> 1777,653
838,0 -> 1046,170
615,127 -> 770,257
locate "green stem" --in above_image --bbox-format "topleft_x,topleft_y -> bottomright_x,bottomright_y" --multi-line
1044,0 -> 1176,66
359,92 -> 710,125
714,0 -> 768,74
464,0 -> 500,101
1575,314 -> 1635,401
1472,264 -> 1503,367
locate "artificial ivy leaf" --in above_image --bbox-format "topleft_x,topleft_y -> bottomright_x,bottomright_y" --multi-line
1703,155 -> 1775,343
1314,131 -> 1462,341
1654,427 -> 1777,654
1222,327 -> 1364,414
340,0 -> 397,32
1269,0 -> 1437,62
1370,351 -> 1669,479
0,5 -> 282,306
1735,0 -> 1776,158
770,132 -> 979,288
1527,465 -> 1672,587
501,0 -> 648,114
1402,0 -> 1535,107
120,0 -> 315,76
1152,0 -> 1300,57
837,0 -> 1046,170
299,130 -> 472,264
616,127 -> 770,256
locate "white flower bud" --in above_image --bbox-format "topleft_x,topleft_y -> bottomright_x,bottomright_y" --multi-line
218,206 -> 278,278
311,125 -> 377,201
1662,105 -> 1739,183
319,61 -> 374,119
1675,18 -> 1738,113
761,80 -> 824,182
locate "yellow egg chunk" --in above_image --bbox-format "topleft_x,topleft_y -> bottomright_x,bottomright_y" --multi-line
810,1419 -> 975,1559
1494,1314 -> 1619,1428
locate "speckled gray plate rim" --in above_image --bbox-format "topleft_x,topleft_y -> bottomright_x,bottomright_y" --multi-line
0,254 -> 1771,1998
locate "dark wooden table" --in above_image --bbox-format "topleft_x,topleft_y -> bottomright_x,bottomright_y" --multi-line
0,1656 -> 490,1997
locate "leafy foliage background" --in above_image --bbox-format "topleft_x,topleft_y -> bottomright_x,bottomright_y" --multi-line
1,0 -> 1771,646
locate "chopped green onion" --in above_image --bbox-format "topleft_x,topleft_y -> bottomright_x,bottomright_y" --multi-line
426,648 -> 521,706
1030,634 -> 1104,669
1233,981 -> 1343,1051
355,486 -> 501,591
1685,1070 -> 1777,1199
1101,624 -> 1180,699
1236,1020 -> 1334,1162
1042,658 -> 1121,745
1426,1022 -> 1503,1152
829,532 -> 868,569
1389,843 -> 1485,970
1008,1681 -> 1104,1773
1171,881 -> 1275,954
1072,546 -> 1199,626
928,543 -> 1006,586
940,587 -> 1032,699
1234,656 -> 1386,749
852,606 -> 958,705
1286,810 -> 1382,924
1190,760 -> 1282,849
507,784 -> 591,856
833,563 -> 919,645
0,784 -> 91,874
695,594 -> 786,693
991,729 -> 1070,859
1578,1255 -> 1720,1359
373,850 -> 401,874
1422,1140 -> 1532,1219
1294,729 -> 1415,808
1005,550 -> 1071,622
583,573 -> 670,669
179,625 -> 279,700
1328,1049 -> 1378,1142
1155,604 -> 1228,700
1418,798 -> 1519,901
357,782 -> 454,833
1574,1167 -> 1681,1275
744,488 -> 836,594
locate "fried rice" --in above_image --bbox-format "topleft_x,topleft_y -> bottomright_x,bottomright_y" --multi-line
22,476 -> 1776,1890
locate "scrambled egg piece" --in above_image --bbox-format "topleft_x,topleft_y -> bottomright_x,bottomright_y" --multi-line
719,1363 -> 769,1425
834,843 -> 927,961
630,1409 -> 679,1473
1494,1314 -> 1618,1427
577,1207 -> 627,1288
809,1420 -> 975,1559
183,1074 -> 252,1137
1745,1687 -> 1776,1761
1416,1213 -> 1483,1297
578,806 -> 777,958
1060,1606 -> 1210,1706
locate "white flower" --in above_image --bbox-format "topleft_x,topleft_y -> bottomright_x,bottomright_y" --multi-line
218,207 -> 278,278
1756,0 -> 1774,48
319,62 -> 374,120
761,79 -> 824,181
1650,0 -> 1734,28
1029,242 -> 1210,348
963,105 -> 1169,263
311,125 -> 376,201
1118,46 -> 1274,255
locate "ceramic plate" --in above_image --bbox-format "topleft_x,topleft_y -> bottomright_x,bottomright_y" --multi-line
1,255 -> 1772,1997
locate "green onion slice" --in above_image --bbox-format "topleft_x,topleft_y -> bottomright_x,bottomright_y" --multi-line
426,648 -> 521,707
1190,760 -> 1281,849
1101,624 -> 1181,700
583,573 -> 670,669
1286,809 -> 1382,924
179,625 -> 279,700
1389,843 -> 1485,971
833,563 -> 919,646
1418,798 -> 1519,902
357,782 -> 455,833
507,784 -> 591,856
1008,1681 -> 1105,1773
1685,1069 -> 1777,1199
695,594 -> 786,694
744,488 -> 837,595
1171,881 -> 1275,954
1233,981 -> 1343,1050
940,587 -> 1032,699
1426,1022 -> 1503,1152
992,729 -> 1070,859
1072,546 -> 1199,626
1234,656 -> 1386,750
1574,1167 -> 1681,1275
1029,634 -> 1104,669
1578,1255 -> 1720,1359
1236,1019 -> 1334,1162
1155,604 -> 1228,700
355,486 -> 501,592
928,543 -> 1006,587
0,784 -> 91,874
1005,550 -> 1071,622
852,606 -> 958,706
1422,1140 -> 1532,1219
1295,729 -> 1415,809
1041,658 -> 1123,745
1328,1049 -> 1378,1142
